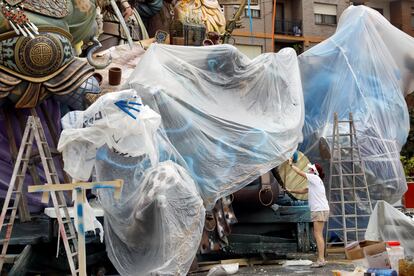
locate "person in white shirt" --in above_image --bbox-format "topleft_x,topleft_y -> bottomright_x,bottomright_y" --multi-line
286,158 -> 330,268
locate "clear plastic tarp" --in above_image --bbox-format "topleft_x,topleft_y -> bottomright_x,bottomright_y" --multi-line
126,44 -> 304,208
58,45 -> 305,275
58,90 -> 205,275
298,5 -> 413,211
365,200 -> 414,256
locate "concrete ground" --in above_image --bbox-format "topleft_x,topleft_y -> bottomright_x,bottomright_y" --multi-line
190,254 -> 354,276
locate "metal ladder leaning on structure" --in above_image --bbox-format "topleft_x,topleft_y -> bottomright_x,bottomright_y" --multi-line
325,112 -> 373,249
0,115 -> 79,275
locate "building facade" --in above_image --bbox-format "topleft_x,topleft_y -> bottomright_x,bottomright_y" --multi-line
224,0 -> 414,57
360,0 -> 414,37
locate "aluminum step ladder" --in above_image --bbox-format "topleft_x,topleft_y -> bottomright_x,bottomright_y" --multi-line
326,112 -> 373,248
0,115 -> 79,275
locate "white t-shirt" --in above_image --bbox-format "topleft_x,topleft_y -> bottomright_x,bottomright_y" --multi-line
306,173 -> 330,212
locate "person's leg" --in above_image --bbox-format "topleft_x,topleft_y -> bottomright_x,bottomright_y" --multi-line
313,220 -> 326,262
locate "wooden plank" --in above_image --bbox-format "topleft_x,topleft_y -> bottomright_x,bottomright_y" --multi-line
76,188 -> 87,276
28,179 -> 123,199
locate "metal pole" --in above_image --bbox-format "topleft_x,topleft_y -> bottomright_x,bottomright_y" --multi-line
272,0 -> 277,52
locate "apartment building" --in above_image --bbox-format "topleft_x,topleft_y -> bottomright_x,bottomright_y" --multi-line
223,0 -> 414,57
359,1 -> 414,37
223,0 -> 350,57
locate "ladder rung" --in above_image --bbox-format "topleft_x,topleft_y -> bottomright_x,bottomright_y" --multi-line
338,120 -> 352,123
67,235 -> 76,240
71,252 -> 78,258
327,134 -> 353,137
328,228 -> 367,231
61,219 -> 71,224
332,160 -> 362,163
15,174 -> 25,177
6,207 -> 17,211
331,173 -> 365,176
58,204 -> 66,208
12,190 -> 21,194
328,228 -> 366,232
330,214 -> 371,218
330,187 -> 367,191
2,223 -> 13,227
330,201 -> 371,204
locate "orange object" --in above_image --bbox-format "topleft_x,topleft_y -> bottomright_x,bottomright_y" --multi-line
404,182 -> 414,208
271,0 -> 276,52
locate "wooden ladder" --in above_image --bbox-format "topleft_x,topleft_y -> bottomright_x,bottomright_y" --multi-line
326,112 -> 373,248
0,115 -> 79,275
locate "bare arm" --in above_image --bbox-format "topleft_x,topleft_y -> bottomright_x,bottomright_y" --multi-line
288,158 -> 307,178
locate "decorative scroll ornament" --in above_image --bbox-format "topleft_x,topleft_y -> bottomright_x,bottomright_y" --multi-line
0,0 -> 39,38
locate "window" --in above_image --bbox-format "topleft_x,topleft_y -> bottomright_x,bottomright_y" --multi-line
244,8 -> 260,18
234,5 -> 261,18
314,3 -> 337,25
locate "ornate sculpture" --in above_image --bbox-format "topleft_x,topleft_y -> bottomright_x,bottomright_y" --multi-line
174,0 -> 226,34
0,0 -> 101,109
97,0 -> 149,51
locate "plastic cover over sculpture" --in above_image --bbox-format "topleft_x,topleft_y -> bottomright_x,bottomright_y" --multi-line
58,90 -> 205,275
298,5 -> 413,208
126,44 -> 304,209
365,200 -> 414,255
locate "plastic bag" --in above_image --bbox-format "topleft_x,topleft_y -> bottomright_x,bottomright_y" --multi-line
58,89 -> 161,180
365,200 -> 414,256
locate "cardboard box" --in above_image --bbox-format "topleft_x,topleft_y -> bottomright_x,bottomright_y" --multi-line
345,240 -> 379,260
345,240 -> 391,269
363,242 -> 391,269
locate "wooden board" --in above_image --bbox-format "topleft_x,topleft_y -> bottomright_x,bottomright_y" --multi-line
278,151 -> 310,200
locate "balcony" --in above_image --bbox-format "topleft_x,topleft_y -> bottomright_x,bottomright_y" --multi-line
275,19 -> 303,36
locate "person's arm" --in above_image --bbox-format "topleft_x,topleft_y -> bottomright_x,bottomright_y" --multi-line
287,187 -> 308,194
288,158 -> 307,178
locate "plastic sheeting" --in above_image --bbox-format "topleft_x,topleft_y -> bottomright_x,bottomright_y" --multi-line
299,5 -> 412,207
126,44 -> 304,208
58,90 -> 161,180
58,90 -> 205,275
365,200 -> 414,256
59,45 -> 304,274
96,152 -> 204,275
